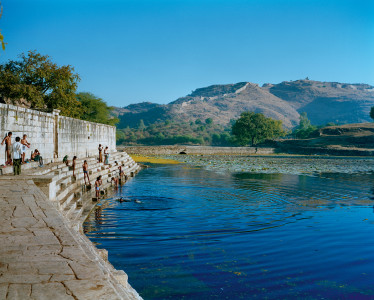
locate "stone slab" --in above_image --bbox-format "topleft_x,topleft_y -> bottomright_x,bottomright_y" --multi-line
0,178 -> 141,300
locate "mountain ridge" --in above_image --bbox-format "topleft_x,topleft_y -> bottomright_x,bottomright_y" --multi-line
116,79 -> 374,129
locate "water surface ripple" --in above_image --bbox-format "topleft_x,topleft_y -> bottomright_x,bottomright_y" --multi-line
84,165 -> 374,299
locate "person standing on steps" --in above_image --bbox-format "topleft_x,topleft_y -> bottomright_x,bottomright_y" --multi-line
119,164 -> 124,177
98,144 -> 103,163
111,176 -> 119,189
72,156 -> 77,177
104,146 -> 109,165
1,132 -> 13,166
83,160 -> 91,186
20,134 -> 31,164
95,175 -> 102,200
12,137 -> 22,175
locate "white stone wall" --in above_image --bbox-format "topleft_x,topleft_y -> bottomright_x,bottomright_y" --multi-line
0,103 -> 116,165
57,115 -> 116,160
0,104 -> 55,164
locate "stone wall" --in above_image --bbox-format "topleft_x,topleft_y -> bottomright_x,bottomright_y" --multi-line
57,115 -> 116,160
0,103 -> 116,165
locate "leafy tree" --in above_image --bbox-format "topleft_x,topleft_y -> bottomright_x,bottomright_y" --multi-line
76,92 -> 118,125
116,130 -> 126,144
205,118 -> 213,125
293,112 -> 317,139
212,133 -> 220,145
232,112 -> 285,146
0,51 -> 81,117
370,107 -> 374,121
298,112 -> 312,130
138,119 -> 145,131
195,119 -> 202,125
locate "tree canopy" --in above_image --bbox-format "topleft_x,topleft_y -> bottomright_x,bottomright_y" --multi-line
231,112 -> 285,146
0,51 -> 81,117
370,107 -> 374,121
76,92 -> 118,126
293,112 -> 317,139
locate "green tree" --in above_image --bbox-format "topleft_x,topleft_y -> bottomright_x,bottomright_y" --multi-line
205,118 -> 213,125
232,112 -> 285,146
0,51 -> 81,117
76,92 -> 118,125
116,130 -> 125,144
212,133 -> 220,145
293,112 -> 317,139
370,107 -> 374,121
138,119 -> 146,131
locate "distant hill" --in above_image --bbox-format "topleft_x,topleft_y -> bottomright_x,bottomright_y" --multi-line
276,122 -> 374,156
263,80 -> 374,125
115,79 -> 374,130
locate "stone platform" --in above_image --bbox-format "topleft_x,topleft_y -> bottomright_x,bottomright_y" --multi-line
0,176 -> 141,299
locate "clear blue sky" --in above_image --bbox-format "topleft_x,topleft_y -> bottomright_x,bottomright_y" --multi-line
1,0 -> 374,107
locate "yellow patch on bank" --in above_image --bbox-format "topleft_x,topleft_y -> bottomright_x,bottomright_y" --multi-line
130,155 -> 181,164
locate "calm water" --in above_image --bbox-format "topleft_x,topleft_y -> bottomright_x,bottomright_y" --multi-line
84,164 -> 374,299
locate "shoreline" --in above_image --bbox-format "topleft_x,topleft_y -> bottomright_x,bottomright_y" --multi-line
0,152 -> 143,299
135,153 -> 374,176
120,144 -> 374,157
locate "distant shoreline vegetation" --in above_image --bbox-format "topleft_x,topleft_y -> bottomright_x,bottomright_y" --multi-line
116,112 -> 287,147
115,112 -> 346,147
116,117 -> 234,146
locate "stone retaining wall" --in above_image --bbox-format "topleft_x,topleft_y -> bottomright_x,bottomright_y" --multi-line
0,103 -> 116,165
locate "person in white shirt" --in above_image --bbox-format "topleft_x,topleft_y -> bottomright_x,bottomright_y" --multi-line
12,136 -> 22,175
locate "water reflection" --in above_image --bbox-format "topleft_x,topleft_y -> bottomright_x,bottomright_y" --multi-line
84,164 -> 374,299
95,206 -> 103,225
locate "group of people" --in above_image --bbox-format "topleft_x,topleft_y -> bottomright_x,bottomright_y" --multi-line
2,135 -> 122,199
1,132 -> 43,175
98,144 -> 110,165
98,163 -> 125,200
62,144 -> 112,186
61,144 -> 118,200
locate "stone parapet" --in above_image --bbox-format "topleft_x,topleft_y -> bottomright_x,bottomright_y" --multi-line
0,103 -> 116,165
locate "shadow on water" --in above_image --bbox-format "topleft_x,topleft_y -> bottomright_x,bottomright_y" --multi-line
84,164 -> 374,299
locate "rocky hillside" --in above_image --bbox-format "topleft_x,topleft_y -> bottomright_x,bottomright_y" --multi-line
276,122 -> 374,156
263,80 -> 374,125
115,79 -> 374,129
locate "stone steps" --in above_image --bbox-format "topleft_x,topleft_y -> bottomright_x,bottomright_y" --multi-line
59,153 -> 140,221
20,151 -> 141,227
0,160 -> 40,175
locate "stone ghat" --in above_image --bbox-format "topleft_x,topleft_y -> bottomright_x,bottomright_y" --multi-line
0,151 -> 142,300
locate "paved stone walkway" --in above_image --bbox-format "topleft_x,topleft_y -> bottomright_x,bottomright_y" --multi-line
0,178 -> 141,300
